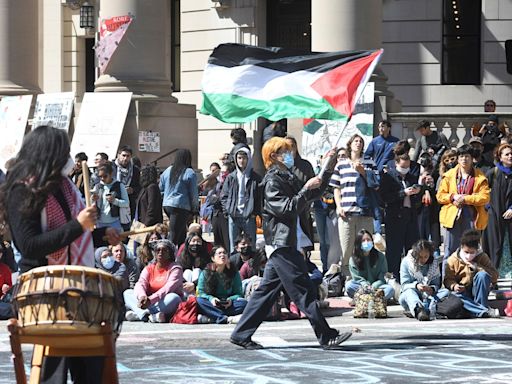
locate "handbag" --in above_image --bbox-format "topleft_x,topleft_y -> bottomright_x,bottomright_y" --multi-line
323,271 -> 346,298
436,294 -> 470,319
353,286 -> 387,318
171,296 -> 199,324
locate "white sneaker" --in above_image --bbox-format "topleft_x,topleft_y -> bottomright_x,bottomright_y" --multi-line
197,314 -> 211,324
125,310 -> 140,322
486,307 -> 500,318
149,312 -> 167,323
227,314 -> 242,324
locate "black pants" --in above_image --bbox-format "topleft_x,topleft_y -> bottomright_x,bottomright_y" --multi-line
231,247 -> 338,345
211,212 -> 229,250
41,356 -> 103,384
164,206 -> 191,247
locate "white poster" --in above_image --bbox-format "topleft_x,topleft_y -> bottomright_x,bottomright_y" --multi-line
32,92 -> 75,131
0,95 -> 33,171
302,82 -> 375,168
139,131 -> 160,153
70,92 -> 132,163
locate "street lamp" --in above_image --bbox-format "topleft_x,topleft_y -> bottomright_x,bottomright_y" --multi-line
80,2 -> 94,29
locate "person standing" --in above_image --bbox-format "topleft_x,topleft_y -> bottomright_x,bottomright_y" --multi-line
113,145 -> 141,225
230,137 -> 351,350
69,152 -> 90,198
159,149 -> 199,247
136,165 -> 163,227
0,125 -> 120,383
412,120 -> 450,162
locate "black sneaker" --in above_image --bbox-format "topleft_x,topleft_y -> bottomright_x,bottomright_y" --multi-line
322,332 -> 352,350
415,308 -> 430,321
230,337 -> 264,349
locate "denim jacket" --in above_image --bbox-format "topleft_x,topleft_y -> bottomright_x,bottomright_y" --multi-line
159,166 -> 199,212
355,169 -> 380,217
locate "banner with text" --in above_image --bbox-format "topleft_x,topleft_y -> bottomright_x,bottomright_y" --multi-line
32,92 -> 75,131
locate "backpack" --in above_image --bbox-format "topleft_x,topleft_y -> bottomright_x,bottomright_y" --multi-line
435,294 -> 470,319
323,272 -> 346,298
171,296 -> 198,324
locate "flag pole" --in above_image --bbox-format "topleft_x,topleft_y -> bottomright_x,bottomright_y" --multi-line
317,49 -> 383,179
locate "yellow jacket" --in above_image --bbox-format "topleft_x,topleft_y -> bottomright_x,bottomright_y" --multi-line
436,165 -> 490,230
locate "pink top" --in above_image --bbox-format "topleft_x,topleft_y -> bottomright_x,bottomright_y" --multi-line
134,261 -> 184,305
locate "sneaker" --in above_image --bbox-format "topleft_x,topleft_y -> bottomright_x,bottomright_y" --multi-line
230,337 -> 263,349
149,312 -> 167,323
486,307 -> 500,318
415,307 -> 430,321
197,314 -> 211,324
125,310 -> 140,322
227,314 -> 242,324
322,331 -> 352,350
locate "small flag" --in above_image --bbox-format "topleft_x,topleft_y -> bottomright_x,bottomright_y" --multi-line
94,15 -> 134,75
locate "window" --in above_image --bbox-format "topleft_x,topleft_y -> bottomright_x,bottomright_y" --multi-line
171,0 -> 180,91
442,0 -> 481,85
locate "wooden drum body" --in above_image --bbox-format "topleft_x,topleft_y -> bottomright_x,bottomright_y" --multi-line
13,266 -> 124,337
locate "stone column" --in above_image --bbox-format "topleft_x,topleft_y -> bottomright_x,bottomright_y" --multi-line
311,0 -> 401,120
95,0 -> 175,100
0,0 -> 40,95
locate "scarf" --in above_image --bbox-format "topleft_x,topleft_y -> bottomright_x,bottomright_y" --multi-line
41,177 -> 94,266
404,252 -> 440,285
456,168 -> 475,195
116,159 -> 133,187
497,162 -> 512,176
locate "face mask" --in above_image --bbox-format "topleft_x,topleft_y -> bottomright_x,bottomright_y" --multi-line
61,155 -> 75,177
361,241 -> 373,253
282,152 -> 294,169
446,162 -> 456,170
396,166 -> 410,175
460,249 -> 478,263
189,244 -> 200,253
240,246 -> 252,256
101,256 -> 115,270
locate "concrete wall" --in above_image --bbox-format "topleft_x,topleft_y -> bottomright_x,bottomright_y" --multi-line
381,0 -> 512,113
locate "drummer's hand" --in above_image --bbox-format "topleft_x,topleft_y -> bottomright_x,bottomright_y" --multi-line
105,227 -> 121,245
77,205 -> 97,231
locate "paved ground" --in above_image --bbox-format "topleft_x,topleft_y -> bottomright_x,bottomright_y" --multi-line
1,301 -> 511,383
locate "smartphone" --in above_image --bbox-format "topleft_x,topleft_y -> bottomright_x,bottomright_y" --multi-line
218,299 -> 229,306
412,184 -> 422,189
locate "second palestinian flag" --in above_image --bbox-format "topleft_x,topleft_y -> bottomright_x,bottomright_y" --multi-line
201,43 -> 382,124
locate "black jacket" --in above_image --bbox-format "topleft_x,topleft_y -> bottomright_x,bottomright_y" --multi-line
221,169 -> 262,219
379,169 -> 422,218
262,165 -> 329,248
136,183 -> 163,226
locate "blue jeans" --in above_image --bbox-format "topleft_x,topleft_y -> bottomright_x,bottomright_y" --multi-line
196,297 -> 247,324
346,280 -> 395,300
454,271 -> 491,317
399,288 -> 450,317
123,289 -> 182,320
314,204 -> 330,273
443,211 -> 474,278
228,216 -> 256,254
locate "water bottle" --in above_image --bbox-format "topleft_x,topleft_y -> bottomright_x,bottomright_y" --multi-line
367,299 -> 375,320
423,297 -> 429,316
429,298 -> 437,321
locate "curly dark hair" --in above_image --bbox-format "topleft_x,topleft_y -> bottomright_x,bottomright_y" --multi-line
140,165 -> 158,188
352,229 -> 379,271
345,133 -> 365,159
203,246 -> 236,295
0,126 -> 70,224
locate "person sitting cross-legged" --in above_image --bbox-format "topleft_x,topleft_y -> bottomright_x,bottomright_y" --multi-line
345,229 -> 395,302
399,239 -> 450,321
196,246 -> 248,324
124,239 -> 184,323
444,229 -> 500,318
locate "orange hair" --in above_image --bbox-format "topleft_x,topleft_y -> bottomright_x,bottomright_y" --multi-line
262,137 -> 292,169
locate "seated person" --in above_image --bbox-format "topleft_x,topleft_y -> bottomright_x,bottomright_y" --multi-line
346,230 -> 395,301
240,247 -> 267,281
136,231 -> 163,270
399,239 -> 449,321
176,223 -> 213,257
124,239 -> 184,323
444,229 -> 500,318
111,243 -> 139,289
0,247 -> 14,319
196,246 -> 247,324
176,232 -> 211,296
230,233 -> 256,271
94,247 -> 128,290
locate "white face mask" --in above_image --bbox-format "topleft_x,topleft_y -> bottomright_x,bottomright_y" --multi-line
101,256 -> 115,270
61,155 -> 75,177
396,166 -> 410,175
460,248 -> 479,263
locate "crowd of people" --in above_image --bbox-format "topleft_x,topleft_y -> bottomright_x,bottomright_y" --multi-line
0,104 -> 510,351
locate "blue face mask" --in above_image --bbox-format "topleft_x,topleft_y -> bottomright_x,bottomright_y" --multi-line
101,256 -> 115,270
361,241 -> 373,253
282,152 -> 294,169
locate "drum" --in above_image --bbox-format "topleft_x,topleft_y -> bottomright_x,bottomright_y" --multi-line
13,265 -> 124,336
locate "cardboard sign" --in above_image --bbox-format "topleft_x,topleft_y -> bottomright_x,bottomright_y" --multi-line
32,92 -> 75,131
139,131 -> 160,153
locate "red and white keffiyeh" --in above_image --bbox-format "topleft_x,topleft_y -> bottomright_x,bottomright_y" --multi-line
41,177 -> 94,266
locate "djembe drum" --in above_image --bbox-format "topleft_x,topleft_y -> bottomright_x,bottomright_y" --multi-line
8,265 -> 125,383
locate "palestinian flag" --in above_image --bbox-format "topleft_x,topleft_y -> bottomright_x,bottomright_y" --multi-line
200,43 -> 383,124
